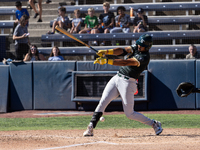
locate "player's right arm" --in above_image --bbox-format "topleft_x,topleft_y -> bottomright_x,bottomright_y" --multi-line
94,57 -> 140,67
96,46 -> 133,57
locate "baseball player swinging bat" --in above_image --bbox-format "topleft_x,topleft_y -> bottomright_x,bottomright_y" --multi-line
55,25 -> 98,52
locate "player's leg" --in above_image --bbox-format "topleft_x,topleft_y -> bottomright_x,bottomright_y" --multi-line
122,103 -> 163,135
118,78 -> 163,135
83,75 -> 120,136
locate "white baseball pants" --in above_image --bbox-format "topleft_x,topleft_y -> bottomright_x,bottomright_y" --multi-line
95,74 -> 154,126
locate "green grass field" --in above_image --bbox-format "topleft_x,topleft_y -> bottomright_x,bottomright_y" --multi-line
0,114 -> 200,131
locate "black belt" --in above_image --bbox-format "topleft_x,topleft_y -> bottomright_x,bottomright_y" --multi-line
117,73 -> 130,80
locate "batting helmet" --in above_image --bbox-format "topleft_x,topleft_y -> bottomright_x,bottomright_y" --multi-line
136,34 -> 153,51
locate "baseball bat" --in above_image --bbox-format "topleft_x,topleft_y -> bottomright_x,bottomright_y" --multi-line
55,25 -> 98,52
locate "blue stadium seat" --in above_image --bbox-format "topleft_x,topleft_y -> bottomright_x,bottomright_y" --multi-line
0,0 -> 28,1
50,15 -> 200,28
0,7 -> 17,15
41,30 -> 200,45
62,2 -> 200,13
38,45 -> 199,55
0,21 -> 14,28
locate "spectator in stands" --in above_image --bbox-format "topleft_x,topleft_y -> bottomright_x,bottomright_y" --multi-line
90,2 -> 115,46
13,15 -> 30,60
110,6 -> 131,46
133,8 -> 148,33
29,0 -> 43,22
186,44 -> 200,59
70,9 -> 82,34
79,7 -> 98,45
48,46 -> 64,61
47,7 -> 71,34
79,7 -> 98,34
13,1 -> 30,34
24,45 -> 46,61
132,8 -> 148,45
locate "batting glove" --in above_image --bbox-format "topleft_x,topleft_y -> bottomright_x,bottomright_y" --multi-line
96,49 -> 114,57
94,57 -> 114,65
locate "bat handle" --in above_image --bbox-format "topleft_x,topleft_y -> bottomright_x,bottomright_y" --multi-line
90,46 -> 98,52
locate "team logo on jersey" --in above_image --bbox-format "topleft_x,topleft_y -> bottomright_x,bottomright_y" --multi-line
88,19 -> 95,24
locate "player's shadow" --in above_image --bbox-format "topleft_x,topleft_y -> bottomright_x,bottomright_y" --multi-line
148,73 -> 178,110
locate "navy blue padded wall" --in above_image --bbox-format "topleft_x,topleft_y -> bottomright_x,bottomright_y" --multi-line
196,60 -> 200,109
9,62 -> 33,111
0,66 -> 9,112
148,60 -> 196,110
0,36 -> 6,61
77,61 -> 120,71
33,61 -> 76,109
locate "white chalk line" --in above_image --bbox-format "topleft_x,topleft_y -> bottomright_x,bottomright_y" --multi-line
35,141 -> 118,150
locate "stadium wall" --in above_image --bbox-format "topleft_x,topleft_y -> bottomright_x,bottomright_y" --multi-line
0,60 -> 199,112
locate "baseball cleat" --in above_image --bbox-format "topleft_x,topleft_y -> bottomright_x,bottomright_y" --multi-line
83,125 -> 93,136
152,120 -> 163,135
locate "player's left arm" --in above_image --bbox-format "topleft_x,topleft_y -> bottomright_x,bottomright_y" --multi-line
111,58 -> 140,67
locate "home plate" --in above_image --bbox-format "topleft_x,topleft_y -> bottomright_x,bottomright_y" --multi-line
34,111 -> 93,116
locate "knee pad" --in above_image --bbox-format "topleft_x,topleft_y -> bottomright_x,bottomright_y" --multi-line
90,112 -> 103,128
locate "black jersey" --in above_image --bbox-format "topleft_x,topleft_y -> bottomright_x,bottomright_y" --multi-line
134,15 -> 148,31
99,12 -> 115,26
118,44 -> 150,79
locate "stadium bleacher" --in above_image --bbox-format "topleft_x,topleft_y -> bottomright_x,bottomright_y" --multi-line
38,45 -> 200,55
0,0 -> 200,59
63,2 -> 200,14
50,15 -> 200,29
41,30 -> 200,45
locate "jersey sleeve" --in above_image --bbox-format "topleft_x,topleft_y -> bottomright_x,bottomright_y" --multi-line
99,14 -> 103,22
15,11 -> 18,20
111,12 -> 115,18
144,15 -> 148,24
133,54 -> 149,66
84,16 -> 88,24
94,16 -> 99,26
25,9 -> 29,17
133,16 -> 138,26
126,14 -> 131,23
115,15 -> 118,23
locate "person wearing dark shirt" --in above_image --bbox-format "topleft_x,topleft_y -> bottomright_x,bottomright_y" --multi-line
82,34 -> 163,137
133,8 -> 148,33
90,2 -> 115,46
13,1 -> 30,34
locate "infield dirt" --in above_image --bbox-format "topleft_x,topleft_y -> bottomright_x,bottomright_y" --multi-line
0,110 -> 200,150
